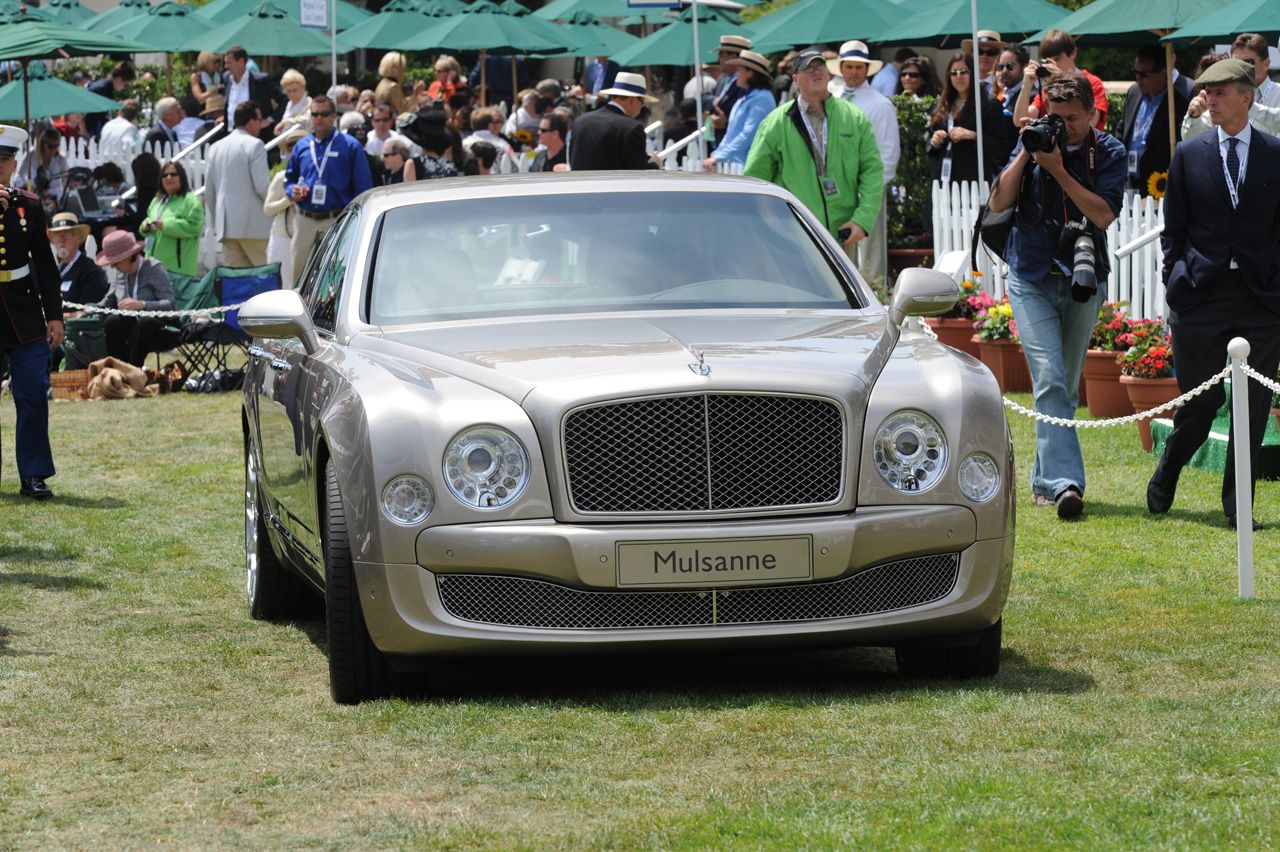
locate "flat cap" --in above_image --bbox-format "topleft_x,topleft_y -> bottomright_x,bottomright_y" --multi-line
1195,57 -> 1256,88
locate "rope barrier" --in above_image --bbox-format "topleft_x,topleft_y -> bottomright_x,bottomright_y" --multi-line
62,301 -> 244,319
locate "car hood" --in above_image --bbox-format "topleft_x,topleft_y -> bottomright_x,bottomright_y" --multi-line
363,311 -> 893,403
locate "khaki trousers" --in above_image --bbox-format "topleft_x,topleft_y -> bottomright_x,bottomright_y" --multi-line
856,190 -> 889,299
290,214 -> 336,288
220,238 -> 269,269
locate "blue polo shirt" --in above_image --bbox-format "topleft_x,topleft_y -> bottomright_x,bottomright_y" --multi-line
283,128 -> 374,215
1005,128 -> 1127,283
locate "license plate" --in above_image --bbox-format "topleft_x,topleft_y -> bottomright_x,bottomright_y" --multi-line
616,536 -> 813,588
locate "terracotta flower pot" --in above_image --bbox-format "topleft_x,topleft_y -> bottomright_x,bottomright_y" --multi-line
1121,374 -> 1180,452
926,317 -> 980,357
974,335 -> 1032,393
1083,348 -> 1130,419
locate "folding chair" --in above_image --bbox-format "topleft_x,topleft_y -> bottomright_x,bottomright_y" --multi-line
150,270 -> 218,371
178,263 -> 282,387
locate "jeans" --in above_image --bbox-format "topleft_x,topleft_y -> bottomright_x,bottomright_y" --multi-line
1006,269 -> 1103,499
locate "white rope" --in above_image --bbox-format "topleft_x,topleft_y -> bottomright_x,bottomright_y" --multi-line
912,318 -> 1230,429
1242,364 -> 1280,396
62,300 -> 244,319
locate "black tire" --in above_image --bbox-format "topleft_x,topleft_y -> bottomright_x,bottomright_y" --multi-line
895,619 -> 1002,680
323,458 -> 394,704
246,438 -> 310,621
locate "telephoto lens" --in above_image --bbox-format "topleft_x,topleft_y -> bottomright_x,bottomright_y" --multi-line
1070,234 -> 1097,302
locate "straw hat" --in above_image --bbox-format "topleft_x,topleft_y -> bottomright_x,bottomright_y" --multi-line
726,50 -> 771,79
95,229 -> 145,267
599,71 -> 658,103
961,30 -> 1005,53
200,94 -> 226,118
827,40 -> 884,77
47,212 -> 91,242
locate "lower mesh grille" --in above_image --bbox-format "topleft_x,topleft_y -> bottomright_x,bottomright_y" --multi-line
434,554 -> 959,630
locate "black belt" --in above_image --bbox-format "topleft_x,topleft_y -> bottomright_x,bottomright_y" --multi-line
299,209 -> 339,221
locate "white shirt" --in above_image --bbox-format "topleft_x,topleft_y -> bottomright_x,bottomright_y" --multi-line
98,116 -> 143,152
175,116 -> 206,147
683,74 -> 717,100
226,70 -> 251,124
15,150 -> 67,199
830,80 -> 901,182
1183,78 -> 1280,139
364,128 -> 419,158
464,129 -> 518,174
1216,122 -> 1251,193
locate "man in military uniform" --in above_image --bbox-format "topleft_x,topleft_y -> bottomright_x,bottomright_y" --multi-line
0,125 -> 63,500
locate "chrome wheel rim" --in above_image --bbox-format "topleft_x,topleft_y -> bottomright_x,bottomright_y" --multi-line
245,447 -> 260,605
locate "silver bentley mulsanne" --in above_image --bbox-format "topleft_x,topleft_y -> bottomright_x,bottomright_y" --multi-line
239,173 -> 1015,704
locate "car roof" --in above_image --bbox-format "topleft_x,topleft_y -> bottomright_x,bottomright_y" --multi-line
353,171 -> 794,218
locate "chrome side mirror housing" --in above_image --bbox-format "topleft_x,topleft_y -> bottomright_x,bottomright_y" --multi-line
238,289 -> 320,355
887,268 -> 962,327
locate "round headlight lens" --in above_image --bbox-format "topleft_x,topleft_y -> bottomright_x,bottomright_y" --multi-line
958,453 -> 1001,503
381,475 -> 434,525
443,427 -> 530,509
873,410 -> 948,493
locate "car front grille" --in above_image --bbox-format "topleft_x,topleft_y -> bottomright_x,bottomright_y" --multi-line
434,554 -> 959,630
562,393 -> 844,514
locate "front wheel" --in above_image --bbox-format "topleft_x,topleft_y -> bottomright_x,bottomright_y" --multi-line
323,458 -> 395,704
895,619 -> 1002,679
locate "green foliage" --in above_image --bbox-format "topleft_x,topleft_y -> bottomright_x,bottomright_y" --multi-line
740,0 -> 800,23
1104,92 -> 1125,137
888,94 -> 935,249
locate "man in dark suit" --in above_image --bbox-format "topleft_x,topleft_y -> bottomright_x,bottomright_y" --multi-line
0,125 -> 63,500
580,56 -> 619,98
143,97 -> 186,149
223,46 -> 286,145
1148,59 -> 1280,529
1120,44 -> 1189,196
568,73 -> 659,172
85,62 -> 135,138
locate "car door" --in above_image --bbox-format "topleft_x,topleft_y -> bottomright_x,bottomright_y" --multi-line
254,212 -> 357,559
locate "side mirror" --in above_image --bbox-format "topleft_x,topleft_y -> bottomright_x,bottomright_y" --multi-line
887,268 -> 961,327
238,289 -> 320,355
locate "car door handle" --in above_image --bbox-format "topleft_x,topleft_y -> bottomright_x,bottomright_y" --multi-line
248,345 -> 292,372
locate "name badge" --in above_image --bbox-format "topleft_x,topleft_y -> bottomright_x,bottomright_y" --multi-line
1127,149 -> 1139,177
61,279 -> 73,293
311,184 -> 327,206
822,177 -> 839,198
940,156 -> 953,183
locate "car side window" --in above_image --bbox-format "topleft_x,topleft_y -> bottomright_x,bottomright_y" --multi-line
295,220 -> 342,309
304,212 -> 359,333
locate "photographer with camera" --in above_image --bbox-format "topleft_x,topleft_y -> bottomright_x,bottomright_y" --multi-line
988,73 -> 1127,519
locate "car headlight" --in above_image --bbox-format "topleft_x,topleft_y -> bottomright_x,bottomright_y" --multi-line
958,453 -> 1001,503
381,475 -> 434,525
873,410 -> 947,493
443,426 -> 530,509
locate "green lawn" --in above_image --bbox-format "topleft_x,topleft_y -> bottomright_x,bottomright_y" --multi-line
1,391 -> 1277,847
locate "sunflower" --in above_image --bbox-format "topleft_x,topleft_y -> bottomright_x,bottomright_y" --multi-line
1147,171 -> 1168,199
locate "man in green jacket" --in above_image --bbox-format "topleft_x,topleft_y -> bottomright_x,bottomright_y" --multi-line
744,49 -> 884,266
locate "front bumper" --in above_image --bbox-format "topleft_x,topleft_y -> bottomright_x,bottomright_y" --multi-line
355,506 -> 1014,657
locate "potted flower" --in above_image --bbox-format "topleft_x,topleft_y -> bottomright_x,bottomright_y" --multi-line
972,298 -> 1031,393
1118,319 -> 1178,452
1084,301 -> 1132,418
926,272 -> 991,357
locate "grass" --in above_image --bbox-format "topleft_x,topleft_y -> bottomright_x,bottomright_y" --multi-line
2,390 -> 1278,847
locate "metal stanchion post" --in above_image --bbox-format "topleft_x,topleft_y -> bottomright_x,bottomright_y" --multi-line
1228,336 -> 1254,598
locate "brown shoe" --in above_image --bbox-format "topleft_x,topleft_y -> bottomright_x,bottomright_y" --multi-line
1055,487 -> 1083,520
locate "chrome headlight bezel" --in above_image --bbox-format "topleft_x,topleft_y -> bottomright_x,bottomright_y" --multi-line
381,475 -> 435,526
957,452 -> 1001,503
442,425 -> 531,510
873,409 -> 948,494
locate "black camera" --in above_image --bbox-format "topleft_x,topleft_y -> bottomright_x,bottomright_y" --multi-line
1035,63 -> 1053,80
1058,219 -> 1099,303
1022,113 -> 1067,154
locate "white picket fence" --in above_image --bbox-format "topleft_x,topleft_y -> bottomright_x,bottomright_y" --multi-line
932,180 -> 1166,319
59,138 -> 210,192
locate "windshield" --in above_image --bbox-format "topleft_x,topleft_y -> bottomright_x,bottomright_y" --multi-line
367,191 -> 860,324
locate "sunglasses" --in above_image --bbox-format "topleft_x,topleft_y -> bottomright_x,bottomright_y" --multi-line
950,68 -> 971,77
900,71 -> 922,79
979,48 -> 1001,57
311,110 -> 335,118
538,127 -> 555,133
381,151 -> 401,158
162,172 -> 181,177
996,62 -> 1018,71
1133,68 -> 1160,79
372,116 -> 392,122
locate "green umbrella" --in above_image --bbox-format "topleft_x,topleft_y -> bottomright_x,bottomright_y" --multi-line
745,0 -> 896,54
196,0 -> 373,31
1163,0 -> 1280,43
534,0 -> 669,24
0,1 -> 53,22
0,64 -> 119,120
533,10 -> 639,57
1023,0 -> 1237,47
880,0 -> 1065,47
83,0 -> 152,34
188,2 -> 337,55
0,19 -> 159,59
402,1 -> 568,52
335,0 -> 450,51
102,1 -> 216,51
609,4 -> 743,67
39,0 -> 94,26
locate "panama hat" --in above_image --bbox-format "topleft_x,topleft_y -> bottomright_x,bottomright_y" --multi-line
95,229 -> 145,267
961,30 -> 1005,53
200,94 -> 226,118
726,50 -> 771,79
47,212 -> 91,242
718,34 -> 751,54
599,71 -> 658,103
827,40 -> 884,77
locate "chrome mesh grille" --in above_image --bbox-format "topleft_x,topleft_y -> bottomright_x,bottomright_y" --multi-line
563,393 -> 844,514
435,554 -> 959,630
